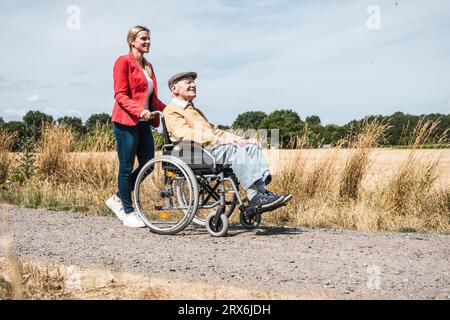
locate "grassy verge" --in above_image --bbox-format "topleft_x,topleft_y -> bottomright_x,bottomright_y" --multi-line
0,120 -> 449,234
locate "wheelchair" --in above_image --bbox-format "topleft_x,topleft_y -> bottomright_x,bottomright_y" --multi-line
133,111 -> 284,237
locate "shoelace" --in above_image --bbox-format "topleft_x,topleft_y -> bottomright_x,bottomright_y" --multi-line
264,190 -> 279,198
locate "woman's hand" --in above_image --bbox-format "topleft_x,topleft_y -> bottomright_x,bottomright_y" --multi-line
140,110 -> 155,121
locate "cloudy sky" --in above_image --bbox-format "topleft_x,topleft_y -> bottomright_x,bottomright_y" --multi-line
1,0 -> 449,126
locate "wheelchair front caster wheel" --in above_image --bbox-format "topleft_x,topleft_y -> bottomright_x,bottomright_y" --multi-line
206,212 -> 229,237
240,211 -> 262,229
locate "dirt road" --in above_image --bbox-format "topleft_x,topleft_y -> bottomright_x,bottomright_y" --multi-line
2,207 -> 449,299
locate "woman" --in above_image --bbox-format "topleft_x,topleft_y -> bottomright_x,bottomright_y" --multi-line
106,25 -> 166,228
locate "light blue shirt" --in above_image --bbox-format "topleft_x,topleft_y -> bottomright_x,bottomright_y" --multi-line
143,69 -> 154,111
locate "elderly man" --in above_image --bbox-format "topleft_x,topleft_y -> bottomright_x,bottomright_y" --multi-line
163,72 -> 291,210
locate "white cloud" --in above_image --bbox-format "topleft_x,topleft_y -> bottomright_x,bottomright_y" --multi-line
1,0 -> 450,124
26,94 -> 40,102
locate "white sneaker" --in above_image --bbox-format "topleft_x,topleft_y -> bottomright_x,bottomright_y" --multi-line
123,212 -> 146,228
105,195 -> 126,222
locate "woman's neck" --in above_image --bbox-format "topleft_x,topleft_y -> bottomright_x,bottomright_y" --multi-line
131,48 -> 144,66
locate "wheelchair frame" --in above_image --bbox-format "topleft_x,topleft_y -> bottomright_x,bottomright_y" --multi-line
134,111 -> 278,237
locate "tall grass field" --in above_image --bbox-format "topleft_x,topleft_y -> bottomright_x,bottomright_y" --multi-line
0,120 -> 449,234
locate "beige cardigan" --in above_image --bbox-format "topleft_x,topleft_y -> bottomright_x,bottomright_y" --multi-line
162,102 -> 238,148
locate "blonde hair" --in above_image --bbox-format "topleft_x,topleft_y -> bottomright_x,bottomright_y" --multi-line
127,25 -> 153,77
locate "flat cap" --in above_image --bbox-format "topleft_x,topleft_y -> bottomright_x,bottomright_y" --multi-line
168,71 -> 197,89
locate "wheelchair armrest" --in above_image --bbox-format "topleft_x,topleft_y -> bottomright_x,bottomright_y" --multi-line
201,148 -> 216,169
162,144 -> 175,155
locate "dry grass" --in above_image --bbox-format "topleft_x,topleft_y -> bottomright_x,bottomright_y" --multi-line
1,209 -> 24,299
0,260 -> 68,300
1,208 -> 69,300
383,120 -> 441,213
3,153 -> 118,215
36,124 -> 73,180
73,124 -> 115,152
0,119 -> 449,233
263,119 -> 449,233
2,124 -> 117,214
0,128 -> 16,185
338,119 -> 389,200
375,119 -> 450,232
0,258 -> 314,300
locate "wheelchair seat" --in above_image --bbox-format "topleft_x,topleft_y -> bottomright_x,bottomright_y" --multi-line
163,141 -> 234,175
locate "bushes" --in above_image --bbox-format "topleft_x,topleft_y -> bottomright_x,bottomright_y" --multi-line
36,124 -> 73,179
0,128 -> 16,185
0,120 -> 449,234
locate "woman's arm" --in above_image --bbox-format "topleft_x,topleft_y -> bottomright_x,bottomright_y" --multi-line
113,56 -> 145,119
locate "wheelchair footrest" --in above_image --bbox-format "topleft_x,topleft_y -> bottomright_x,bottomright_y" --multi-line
240,201 -> 287,218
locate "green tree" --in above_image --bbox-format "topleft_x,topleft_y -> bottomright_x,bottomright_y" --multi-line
86,113 -> 112,129
422,113 -> 450,143
306,115 -> 321,126
22,111 -> 54,146
4,121 -> 28,151
217,125 -> 231,130
23,110 -> 53,127
321,124 -> 348,145
57,116 -> 84,135
232,111 -> 267,129
260,109 -> 304,148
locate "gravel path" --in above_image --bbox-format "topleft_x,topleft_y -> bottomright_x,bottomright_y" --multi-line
2,207 -> 449,299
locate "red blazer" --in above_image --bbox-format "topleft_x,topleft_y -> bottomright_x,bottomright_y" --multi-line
112,52 -> 166,127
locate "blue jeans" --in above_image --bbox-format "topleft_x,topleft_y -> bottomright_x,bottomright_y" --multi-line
113,121 -> 155,214
208,144 -> 272,190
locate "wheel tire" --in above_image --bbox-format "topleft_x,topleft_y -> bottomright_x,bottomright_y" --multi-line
240,211 -> 262,229
193,201 -> 237,227
134,156 -> 199,235
205,212 -> 229,237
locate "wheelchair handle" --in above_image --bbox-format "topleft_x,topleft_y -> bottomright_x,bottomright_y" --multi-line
150,110 -> 164,121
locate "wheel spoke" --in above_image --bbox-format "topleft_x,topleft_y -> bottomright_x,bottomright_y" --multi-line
135,156 -> 198,234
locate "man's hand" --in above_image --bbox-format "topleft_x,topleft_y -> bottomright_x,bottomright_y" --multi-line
217,137 -> 262,149
245,138 -> 262,149
140,110 -> 155,121
217,136 -> 238,147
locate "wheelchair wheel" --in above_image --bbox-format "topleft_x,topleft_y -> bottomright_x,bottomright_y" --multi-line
205,211 -> 229,237
134,156 -> 199,235
240,211 -> 262,229
176,178 -> 238,227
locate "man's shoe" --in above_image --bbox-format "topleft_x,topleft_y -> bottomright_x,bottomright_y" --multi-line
248,192 -> 283,210
123,212 -> 146,228
106,195 -> 126,222
265,190 -> 292,204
